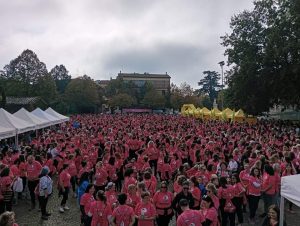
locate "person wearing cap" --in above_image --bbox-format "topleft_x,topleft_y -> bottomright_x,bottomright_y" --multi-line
105,182 -> 118,207
38,166 -> 53,220
176,199 -> 204,226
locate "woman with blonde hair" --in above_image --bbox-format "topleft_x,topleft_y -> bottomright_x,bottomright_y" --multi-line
0,211 -> 18,226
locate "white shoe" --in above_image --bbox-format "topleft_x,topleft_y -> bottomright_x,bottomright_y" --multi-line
64,206 -> 70,210
59,207 -> 65,213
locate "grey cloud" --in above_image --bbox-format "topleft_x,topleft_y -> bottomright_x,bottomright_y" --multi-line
0,0 -> 254,88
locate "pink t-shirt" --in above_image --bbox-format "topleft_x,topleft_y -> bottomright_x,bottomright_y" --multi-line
59,170 -> 71,188
80,193 -> 95,214
0,176 -> 12,191
177,209 -> 204,226
153,191 -> 173,215
90,201 -> 112,226
94,168 -> 108,186
26,161 -> 42,180
248,176 -> 261,196
200,207 -> 218,226
135,202 -> 156,226
112,205 -> 135,226
126,193 -> 141,208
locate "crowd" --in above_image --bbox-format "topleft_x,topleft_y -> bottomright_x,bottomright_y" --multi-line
0,114 -> 299,226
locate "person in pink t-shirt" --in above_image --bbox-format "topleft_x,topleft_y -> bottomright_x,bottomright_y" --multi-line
59,164 -> 71,213
153,182 -> 173,226
111,193 -> 135,226
200,195 -> 219,226
176,199 -> 204,226
26,155 -> 42,210
80,184 -> 95,226
0,167 -> 14,214
88,190 -> 112,226
261,165 -> 277,218
247,167 -> 262,224
105,182 -> 118,208
135,191 -> 156,226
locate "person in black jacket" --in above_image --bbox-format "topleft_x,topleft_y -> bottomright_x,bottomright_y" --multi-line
172,181 -> 194,217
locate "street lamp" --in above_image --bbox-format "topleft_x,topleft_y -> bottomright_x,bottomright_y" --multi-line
218,61 -> 225,110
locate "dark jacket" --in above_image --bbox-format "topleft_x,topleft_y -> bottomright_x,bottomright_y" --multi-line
172,191 -> 195,215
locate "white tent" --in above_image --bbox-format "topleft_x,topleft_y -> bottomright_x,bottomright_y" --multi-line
0,126 -> 16,140
280,174 -> 300,226
14,108 -> 52,129
0,108 -> 36,134
31,108 -> 60,125
45,107 -> 69,123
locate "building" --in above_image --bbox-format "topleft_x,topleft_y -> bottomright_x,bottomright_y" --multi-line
95,79 -> 111,89
5,96 -> 47,113
117,72 -> 171,96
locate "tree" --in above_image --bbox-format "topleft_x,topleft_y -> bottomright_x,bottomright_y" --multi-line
35,75 -> 57,104
197,71 -> 221,103
221,0 -> 300,114
49,65 -> 71,93
108,93 -> 136,108
142,90 -> 166,109
3,49 -> 48,96
179,82 -> 194,97
64,76 -> 99,113
0,78 -> 6,108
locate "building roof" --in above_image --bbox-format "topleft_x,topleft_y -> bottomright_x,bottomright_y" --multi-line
6,97 -> 44,105
118,72 -> 171,79
96,80 -> 111,84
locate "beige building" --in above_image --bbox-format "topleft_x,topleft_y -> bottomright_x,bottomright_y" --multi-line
117,72 -> 171,95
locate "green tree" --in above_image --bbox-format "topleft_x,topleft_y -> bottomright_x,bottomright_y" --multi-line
142,90 -> 166,109
0,77 -> 6,108
221,0 -> 300,114
197,71 -> 221,103
49,65 -> 71,93
64,76 -> 99,113
35,75 -> 57,104
108,93 -> 136,108
3,49 -> 48,96
170,83 -> 184,110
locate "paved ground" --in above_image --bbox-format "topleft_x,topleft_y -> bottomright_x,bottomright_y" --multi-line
13,177 -> 300,226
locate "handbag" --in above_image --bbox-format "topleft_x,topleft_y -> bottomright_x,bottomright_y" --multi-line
224,199 -> 236,213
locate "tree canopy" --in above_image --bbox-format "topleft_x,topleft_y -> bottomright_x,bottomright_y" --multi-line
197,70 -> 221,103
221,0 -> 300,115
64,76 -> 100,113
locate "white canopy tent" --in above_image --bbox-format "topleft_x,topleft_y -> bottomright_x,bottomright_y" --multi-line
14,108 -> 52,129
0,126 -> 16,140
280,174 -> 300,226
31,108 -> 61,125
45,107 -> 69,123
0,108 -> 36,134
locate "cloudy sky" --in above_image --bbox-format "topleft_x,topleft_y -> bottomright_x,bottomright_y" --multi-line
0,0 -> 254,88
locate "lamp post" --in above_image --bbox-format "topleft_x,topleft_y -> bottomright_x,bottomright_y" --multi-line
218,61 -> 225,110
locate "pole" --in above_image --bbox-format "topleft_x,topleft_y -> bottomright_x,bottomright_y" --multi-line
221,64 -> 224,110
279,195 -> 284,226
218,61 -> 225,110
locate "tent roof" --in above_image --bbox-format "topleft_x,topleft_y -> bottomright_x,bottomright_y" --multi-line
201,107 -> 211,116
0,126 -> 16,139
235,109 -> 245,118
45,107 -> 69,122
31,108 -> 60,125
0,108 -> 36,134
223,108 -> 234,118
14,108 -> 51,129
281,174 -> 300,207
212,108 -> 221,114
